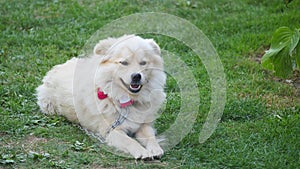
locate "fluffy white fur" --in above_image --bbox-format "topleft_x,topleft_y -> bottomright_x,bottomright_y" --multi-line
36,35 -> 166,159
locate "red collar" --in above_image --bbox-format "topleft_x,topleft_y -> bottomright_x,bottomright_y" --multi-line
97,88 -> 134,108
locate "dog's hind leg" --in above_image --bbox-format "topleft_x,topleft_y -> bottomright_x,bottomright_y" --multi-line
36,83 -> 57,115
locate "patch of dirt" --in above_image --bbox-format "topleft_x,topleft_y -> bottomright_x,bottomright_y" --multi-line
22,135 -> 49,151
24,135 -> 48,145
262,94 -> 300,108
272,70 -> 300,91
89,160 -> 168,169
0,131 -> 7,137
1,135 -> 49,150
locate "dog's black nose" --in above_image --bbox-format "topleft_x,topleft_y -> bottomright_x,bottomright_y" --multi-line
131,73 -> 141,82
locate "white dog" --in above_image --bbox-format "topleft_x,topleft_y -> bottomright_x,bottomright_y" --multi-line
36,35 -> 166,160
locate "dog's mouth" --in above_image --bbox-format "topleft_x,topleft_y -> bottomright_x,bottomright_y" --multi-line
120,78 -> 143,93
129,83 -> 142,92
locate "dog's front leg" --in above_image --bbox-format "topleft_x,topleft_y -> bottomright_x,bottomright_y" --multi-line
135,124 -> 164,159
106,129 -> 151,159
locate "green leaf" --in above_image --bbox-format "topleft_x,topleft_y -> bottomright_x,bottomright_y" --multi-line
296,43 -> 300,70
28,151 -> 50,160
271,47 -> 293,77
285,0 -> 294,5
289,29 -> 300,56
262,27 -> 293,71
261,48 -> 281,71
270,27 -> 293,50
1,159 -> 15,164
0,154 -> 15,164
261,27 -> 300,78
72,141 -> 85,151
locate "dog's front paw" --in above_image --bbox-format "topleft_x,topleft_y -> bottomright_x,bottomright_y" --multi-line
146,143 -> 164,159
131,148 -> 151,160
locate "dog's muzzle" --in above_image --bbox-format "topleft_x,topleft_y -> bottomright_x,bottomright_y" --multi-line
121,73 -> 143,93
130,73 -> 142,93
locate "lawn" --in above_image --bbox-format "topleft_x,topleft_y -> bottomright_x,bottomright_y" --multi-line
1,0 -> 300,168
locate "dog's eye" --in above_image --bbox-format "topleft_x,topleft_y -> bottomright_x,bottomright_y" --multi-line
119,61 -> 128,66
140,61 -> 147,65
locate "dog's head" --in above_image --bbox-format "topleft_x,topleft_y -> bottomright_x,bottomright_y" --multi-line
94,35 -> 165,95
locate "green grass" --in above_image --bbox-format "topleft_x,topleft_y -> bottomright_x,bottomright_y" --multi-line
1,0 -> 300,168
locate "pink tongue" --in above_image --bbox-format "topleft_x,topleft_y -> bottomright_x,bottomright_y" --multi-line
131,84 -> 139,89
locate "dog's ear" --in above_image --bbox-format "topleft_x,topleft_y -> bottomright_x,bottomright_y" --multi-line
93,38 -> 117,56
147,39 -> 161,56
